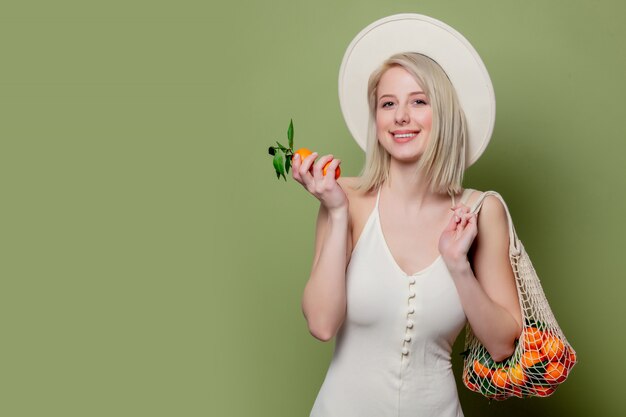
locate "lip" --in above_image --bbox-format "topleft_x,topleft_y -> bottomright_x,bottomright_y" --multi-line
391,130 -> 420,143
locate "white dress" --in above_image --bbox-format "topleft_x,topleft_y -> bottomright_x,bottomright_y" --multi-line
309,188 -> 475,417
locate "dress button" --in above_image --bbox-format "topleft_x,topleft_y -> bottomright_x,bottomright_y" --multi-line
404,334 -> 411,342
409,277 -> 416,284
408,306 -> 415,314
409,291 -> 416,298
402,347 -> 409,355
406,319 -> 414,328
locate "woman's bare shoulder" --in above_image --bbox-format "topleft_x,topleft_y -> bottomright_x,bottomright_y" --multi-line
336,176 -> 358,193
465,188 -> 509,237
464,188 -> 509,214
336,177 -> 377,250
464,188 -> 484,207
337,176 -> 378,222
337,176 -> 375,202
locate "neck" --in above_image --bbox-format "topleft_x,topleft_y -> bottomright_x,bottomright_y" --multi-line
384,159 -> 450,210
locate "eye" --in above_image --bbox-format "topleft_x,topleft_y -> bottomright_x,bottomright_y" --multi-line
413,99 -> 428,105
380,101 -> 395,108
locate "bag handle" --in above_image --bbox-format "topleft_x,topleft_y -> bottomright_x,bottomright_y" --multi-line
468,191 -> 521,257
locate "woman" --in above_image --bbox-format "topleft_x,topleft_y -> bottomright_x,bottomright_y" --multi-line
293,14 -> 523,417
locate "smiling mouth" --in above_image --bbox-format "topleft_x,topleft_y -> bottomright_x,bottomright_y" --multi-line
392,131 -> 419,141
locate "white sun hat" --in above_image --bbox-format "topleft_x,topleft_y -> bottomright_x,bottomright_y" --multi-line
338,13 -> 496,167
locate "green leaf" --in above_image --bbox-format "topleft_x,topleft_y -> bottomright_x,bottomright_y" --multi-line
276,141 -> 288,151
273,149 -> 286,181
475,346 -> 496,368
525,360 -> 549,385
285,153 -> 292,174
287,119 -> 294,149
479,378 -> 498,397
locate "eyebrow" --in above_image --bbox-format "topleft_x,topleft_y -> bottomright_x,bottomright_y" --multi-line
378,91 -> 426,101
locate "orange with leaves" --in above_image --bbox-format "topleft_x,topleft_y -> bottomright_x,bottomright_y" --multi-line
292,147 -> 341,179
268,120 -> 341,181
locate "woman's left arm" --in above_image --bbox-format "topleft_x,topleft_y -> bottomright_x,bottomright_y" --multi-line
439,195 -> 523,362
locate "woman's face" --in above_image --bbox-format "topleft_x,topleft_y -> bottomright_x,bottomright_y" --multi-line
375,66 -> 433,163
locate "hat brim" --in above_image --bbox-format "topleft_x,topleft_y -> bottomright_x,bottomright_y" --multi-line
338,13 -> 495,167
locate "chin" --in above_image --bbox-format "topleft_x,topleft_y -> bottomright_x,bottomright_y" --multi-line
393,154 -> 422,164
390,146 -> 424,158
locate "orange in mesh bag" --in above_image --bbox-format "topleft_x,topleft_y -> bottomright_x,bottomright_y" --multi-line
461,191 -> 577,400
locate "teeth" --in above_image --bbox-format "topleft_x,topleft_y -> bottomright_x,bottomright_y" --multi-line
394,133 -> 417,138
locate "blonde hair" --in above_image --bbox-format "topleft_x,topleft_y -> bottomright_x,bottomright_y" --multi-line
355,52 -> 468,196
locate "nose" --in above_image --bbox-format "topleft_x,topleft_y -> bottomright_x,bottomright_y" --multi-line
395,104 -> 409,125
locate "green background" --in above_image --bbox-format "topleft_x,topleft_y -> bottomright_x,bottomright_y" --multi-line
2,0 -> 624,416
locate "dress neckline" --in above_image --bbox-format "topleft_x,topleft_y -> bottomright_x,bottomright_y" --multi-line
374,187 -> 464,277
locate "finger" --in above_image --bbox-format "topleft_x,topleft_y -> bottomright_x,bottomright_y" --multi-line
299,152 -> 318,184
292,153 -> 302,181
313,154 -> 334,182
460,213 -> 470,229
301,152 -> 318,173
444,212 -> 460,232
297,158 -> 316,191
454,205 -> 470,217
323,158 -> 341,184
463,213 -> 478,231
463,215 -> 478,239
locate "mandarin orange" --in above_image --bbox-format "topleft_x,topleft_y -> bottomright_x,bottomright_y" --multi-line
492,368 -> 509,389
292,148 -> 313,163
473,360 -> 493,379
322,160 -> 341,179
541,335 -> 565,361
523,327 -> 544,350
533,385 -> 556,397
544,361 -> 568,384
520,350 -> 545,368
508,364 -> 528,386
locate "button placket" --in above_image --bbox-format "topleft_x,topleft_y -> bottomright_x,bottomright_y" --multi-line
402,276 -> 417,356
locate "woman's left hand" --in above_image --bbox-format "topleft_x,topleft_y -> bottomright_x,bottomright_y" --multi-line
438,204 -> 478,270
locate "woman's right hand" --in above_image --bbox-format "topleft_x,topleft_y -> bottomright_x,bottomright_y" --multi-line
292,152 -> 348,212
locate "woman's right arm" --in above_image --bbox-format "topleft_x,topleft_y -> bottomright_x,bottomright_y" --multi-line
292,152 -> 350,342
302,201 -> 350,341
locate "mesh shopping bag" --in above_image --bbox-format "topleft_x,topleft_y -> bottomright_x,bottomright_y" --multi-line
461,191 -> 577,400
